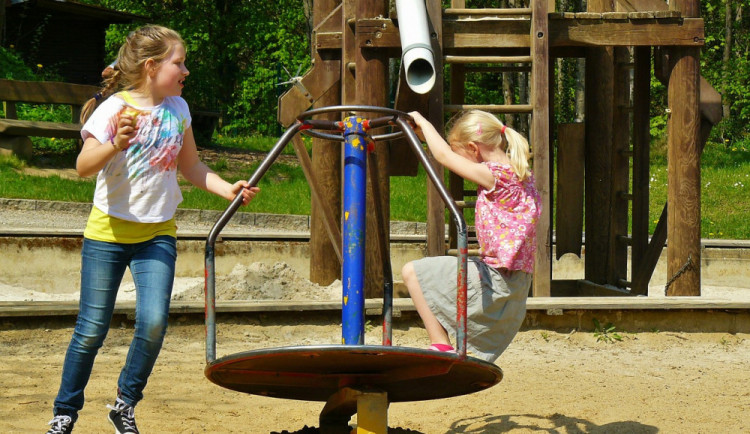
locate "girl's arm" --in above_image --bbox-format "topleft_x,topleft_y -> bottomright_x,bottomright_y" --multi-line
409,111 -> 495,190
177,126 -> 259,205
76,111 -> 137,177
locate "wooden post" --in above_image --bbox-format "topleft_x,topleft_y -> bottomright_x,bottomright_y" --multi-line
631,46 -> 651,295
583,0 -> 614,285
555,123 -> 585,259
425,0 -> 446,258
310,0 -> 343,286
448,63 -> 466,251
355,0 -> 390,298
610,46 -> 631,286
531,0 -> 551,296
666,0 -> 701,296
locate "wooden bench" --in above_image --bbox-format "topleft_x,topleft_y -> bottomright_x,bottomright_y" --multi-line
0,79 -> 100,159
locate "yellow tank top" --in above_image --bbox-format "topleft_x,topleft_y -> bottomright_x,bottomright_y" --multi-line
84,206 -> 177,243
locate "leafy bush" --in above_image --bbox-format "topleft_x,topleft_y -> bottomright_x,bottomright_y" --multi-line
0,46 -> 36,80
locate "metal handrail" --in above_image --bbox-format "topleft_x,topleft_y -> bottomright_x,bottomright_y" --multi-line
205,106 -> 470,363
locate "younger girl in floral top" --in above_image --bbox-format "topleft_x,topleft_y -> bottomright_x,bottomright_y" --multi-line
403,110 -> 541,362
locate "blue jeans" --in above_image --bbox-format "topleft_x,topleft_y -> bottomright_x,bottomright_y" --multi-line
53,236 -> 176,419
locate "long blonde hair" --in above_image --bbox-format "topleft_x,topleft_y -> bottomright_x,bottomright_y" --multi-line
80,25 -> 185,123
447,110 -> 531,181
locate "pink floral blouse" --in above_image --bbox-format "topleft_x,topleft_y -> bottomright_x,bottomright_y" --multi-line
475,162 -> 542,273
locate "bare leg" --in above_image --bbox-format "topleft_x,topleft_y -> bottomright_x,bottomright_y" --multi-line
401,262 -> 451,346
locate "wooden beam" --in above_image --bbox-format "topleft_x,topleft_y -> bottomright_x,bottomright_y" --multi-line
355,0 -> 390,298
584,0 -> 615,286
447,63 -> 466,252
555,123 -> 585,259
531,0 -> 551,296
276,55 -> 341,127
292,136 -> 342,264
547,18 -> 704,47
308,0 -> 343,287
425,0 -> 446,259
666,45 -> 701,296
334,17 -> 705,51
0,79 -> 99,105
609,47 -> 631,286
631,46 -> 651,295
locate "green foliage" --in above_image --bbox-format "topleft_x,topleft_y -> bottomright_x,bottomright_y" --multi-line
700,0 -> 750,147
100,0 -> 311,136
0,47 -> 82,155
0,46 -> 36,80
592,318 -> 623,343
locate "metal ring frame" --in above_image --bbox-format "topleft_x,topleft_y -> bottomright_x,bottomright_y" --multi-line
296,105 -> 412,142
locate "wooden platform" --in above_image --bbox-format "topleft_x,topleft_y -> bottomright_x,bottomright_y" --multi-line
2,297 -> 748,333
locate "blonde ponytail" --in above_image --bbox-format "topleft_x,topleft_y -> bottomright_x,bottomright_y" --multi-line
503,126 -> 531,181
80,71 -> 121,123
447,110 -> 532,181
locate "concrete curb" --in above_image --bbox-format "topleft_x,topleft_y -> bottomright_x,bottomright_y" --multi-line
0,198 -> 431,236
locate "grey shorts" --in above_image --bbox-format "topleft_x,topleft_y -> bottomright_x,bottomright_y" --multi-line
411,256 -> 531,362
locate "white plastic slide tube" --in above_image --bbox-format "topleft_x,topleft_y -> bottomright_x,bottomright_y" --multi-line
395,0 -> 436,94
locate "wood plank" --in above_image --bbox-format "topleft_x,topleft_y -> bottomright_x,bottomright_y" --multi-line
309,0 -> 343,287
425,0 -> 446,258
443,18 -> 531,49
444,104 -> 533,113
526,296 -> 750,310
3,296 -> 749,319
292,135 -> 342,263
548,18 -> 704,47
0,79 -> 99,105
615,0 -> 669,12
391,70 -> 427,177
325,17 -> 705,51
583,0 -> 614,285
555,123 -> 585,259
632,203 -> 667,292
447,63 -> 466,251
609,47 -> 631,286
531,0 -> 551,297
355,0 -> 390,298
0,119 -> 82,138
631,46 -> 651,295
276,57 -> 341,127
444,8 -> 532,16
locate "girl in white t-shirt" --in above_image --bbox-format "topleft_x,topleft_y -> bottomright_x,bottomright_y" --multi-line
45,25 -> 259,434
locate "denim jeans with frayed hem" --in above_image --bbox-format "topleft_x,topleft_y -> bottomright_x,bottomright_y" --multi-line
53,235 -> 176,419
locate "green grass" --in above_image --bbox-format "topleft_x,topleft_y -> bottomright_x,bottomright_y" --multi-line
1,135 -> 749,239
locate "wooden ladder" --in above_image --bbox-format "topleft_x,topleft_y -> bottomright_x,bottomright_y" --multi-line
443,0 -> 551,296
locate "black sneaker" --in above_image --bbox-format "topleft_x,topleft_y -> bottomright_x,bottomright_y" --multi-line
107,397 -> 139,434
46,415 -> 74,434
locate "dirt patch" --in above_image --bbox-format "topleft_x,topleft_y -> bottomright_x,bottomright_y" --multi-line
173,262 -> 341,302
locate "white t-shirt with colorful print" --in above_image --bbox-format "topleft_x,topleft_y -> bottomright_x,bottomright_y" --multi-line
81,92 -> 191,223
475,161 -> 542,273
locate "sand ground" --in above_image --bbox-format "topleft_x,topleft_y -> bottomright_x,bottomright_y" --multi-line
1,312 -> 749,434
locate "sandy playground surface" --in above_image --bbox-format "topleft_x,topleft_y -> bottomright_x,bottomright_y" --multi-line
2,315 -> 749,433
1,261 -> 749,433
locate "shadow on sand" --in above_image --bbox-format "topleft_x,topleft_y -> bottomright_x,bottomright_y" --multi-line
448,412 -> 659,433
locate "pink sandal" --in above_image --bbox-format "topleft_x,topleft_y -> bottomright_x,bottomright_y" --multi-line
428,343 -> 456,353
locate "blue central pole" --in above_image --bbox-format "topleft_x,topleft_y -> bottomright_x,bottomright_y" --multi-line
342,116 -> 368,345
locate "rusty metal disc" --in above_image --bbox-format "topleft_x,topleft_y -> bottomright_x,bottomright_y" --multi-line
205,345 -> 502,402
